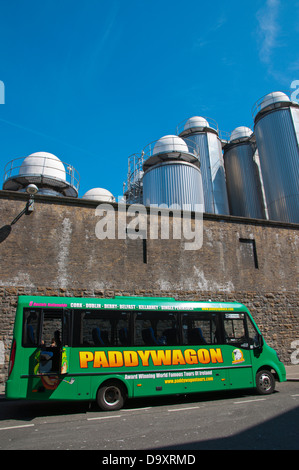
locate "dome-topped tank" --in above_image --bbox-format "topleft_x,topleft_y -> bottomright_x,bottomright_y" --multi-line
82,188 -> 115,202
19,152 -> 66,181
260,92 -> 290,111
178,116 -> 229,215
143,134 -> 199,172
142,134 -> 204,211
253,91 -> 299,223
223,126 -> 266,219
152,135 -> 189,156
3,152 -> 80,197
184,116 -> 209,131
230,126 -> 253,142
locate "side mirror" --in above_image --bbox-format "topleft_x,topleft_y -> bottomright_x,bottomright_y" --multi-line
257,333 -> 263,349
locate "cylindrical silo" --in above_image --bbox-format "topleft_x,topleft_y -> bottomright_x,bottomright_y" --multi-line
178,116 -> 229,215
223,127 -> 266,219
142,135 -> 205,212
253,91 -> 299,223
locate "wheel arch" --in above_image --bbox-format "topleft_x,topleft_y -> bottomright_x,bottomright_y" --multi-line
92,375 -> 132,401
255,364 -> 279,382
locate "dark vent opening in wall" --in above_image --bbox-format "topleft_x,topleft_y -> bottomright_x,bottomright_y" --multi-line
239,238 -> 259,269
126,228 -> 147,264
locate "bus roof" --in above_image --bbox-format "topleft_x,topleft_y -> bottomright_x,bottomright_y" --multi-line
17,295 -> 247,313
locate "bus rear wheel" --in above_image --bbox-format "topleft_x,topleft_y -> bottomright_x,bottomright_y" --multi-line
256,370 -> 275,395
96,381 -> 126,411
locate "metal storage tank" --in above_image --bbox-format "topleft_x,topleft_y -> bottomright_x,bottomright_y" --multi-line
178,116 -> 229,215
3,151 -> 80,197
253,91 -> 299,223
223,127 -> 266,219
142,135 -> 205,212
82,188 -> 115,202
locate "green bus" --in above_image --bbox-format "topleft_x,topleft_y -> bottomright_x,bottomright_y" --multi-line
6,295 -> 286,411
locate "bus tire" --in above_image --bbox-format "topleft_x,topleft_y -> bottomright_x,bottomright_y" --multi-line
255,370 -> 275,395
96,381 -> 126,411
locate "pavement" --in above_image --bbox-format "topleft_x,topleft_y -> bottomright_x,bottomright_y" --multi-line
284,364 -> 299,381
0,365 -> 298,400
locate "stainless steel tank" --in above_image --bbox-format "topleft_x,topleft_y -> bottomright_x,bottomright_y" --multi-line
143,160 -> 204,211
253,92 -> 299,223
178,116 -> 229,215
223,127 -> 266,219
142,135 -> 205,212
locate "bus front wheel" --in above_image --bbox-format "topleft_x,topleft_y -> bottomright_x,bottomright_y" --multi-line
96,381 -> 126,411
256,370 -> 275,395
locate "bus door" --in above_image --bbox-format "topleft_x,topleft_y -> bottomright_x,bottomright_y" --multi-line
60,308 -> 72,375
38,308 -> 71,376
222,313 -> 254,389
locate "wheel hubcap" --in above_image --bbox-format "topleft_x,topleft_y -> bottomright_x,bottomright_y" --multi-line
259,373 -> 271,391
104,386 -> 120,406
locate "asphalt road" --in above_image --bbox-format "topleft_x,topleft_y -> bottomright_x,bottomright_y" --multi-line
0,382 -> 298,451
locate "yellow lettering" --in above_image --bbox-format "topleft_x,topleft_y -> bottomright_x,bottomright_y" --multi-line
79,351 -> 94,368
80,347 -> 224,370
197,349 -> 211,364
184,349 -> 198,365
124,350 -> 139,367
150,350 -> 172,366
210,348 -> 224,364
108,351 -> 124,367
137,350 -> 151,366
172,349 -> 186,365
94,351 -> 109,368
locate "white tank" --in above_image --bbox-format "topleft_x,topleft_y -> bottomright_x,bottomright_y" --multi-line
3,152 -> 79,197
230,126 -> 253,142
184,116 -> 209,130
260,91 -> 290,111
82,188 -> 115,202
19,152 -> 66,181
152,135 -> 189,156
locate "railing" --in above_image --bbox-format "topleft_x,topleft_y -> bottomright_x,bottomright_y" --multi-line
3,155 -> 80,191
176,116 -> 219,136
251,90 -> 294,120
124,153 -> 144,197
142,136 -> 200,161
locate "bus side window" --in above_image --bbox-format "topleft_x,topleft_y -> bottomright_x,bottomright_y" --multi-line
223,314 -> 248,348
246,315 -> 261,348
182,312 -> 220,345
23,309 -> 40,347
79,310 -> 130,347
42,311 -> 62,348
134,312 -> 179,346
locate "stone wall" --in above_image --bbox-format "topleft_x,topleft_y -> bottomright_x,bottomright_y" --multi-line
0,190 -> 298,384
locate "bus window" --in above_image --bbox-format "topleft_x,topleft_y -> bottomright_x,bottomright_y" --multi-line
182,312 -> 221,345
73,310 -> 130,347
224,313 -> 248,348
23,309 -> 41,347
246,315 -> 261,348
135,312 -> 179,346
41,311 -> 62,348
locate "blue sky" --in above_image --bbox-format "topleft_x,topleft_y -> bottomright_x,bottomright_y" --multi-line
0,0 -> 299,199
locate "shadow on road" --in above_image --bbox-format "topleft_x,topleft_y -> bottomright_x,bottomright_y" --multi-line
0,388 -> 269,421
